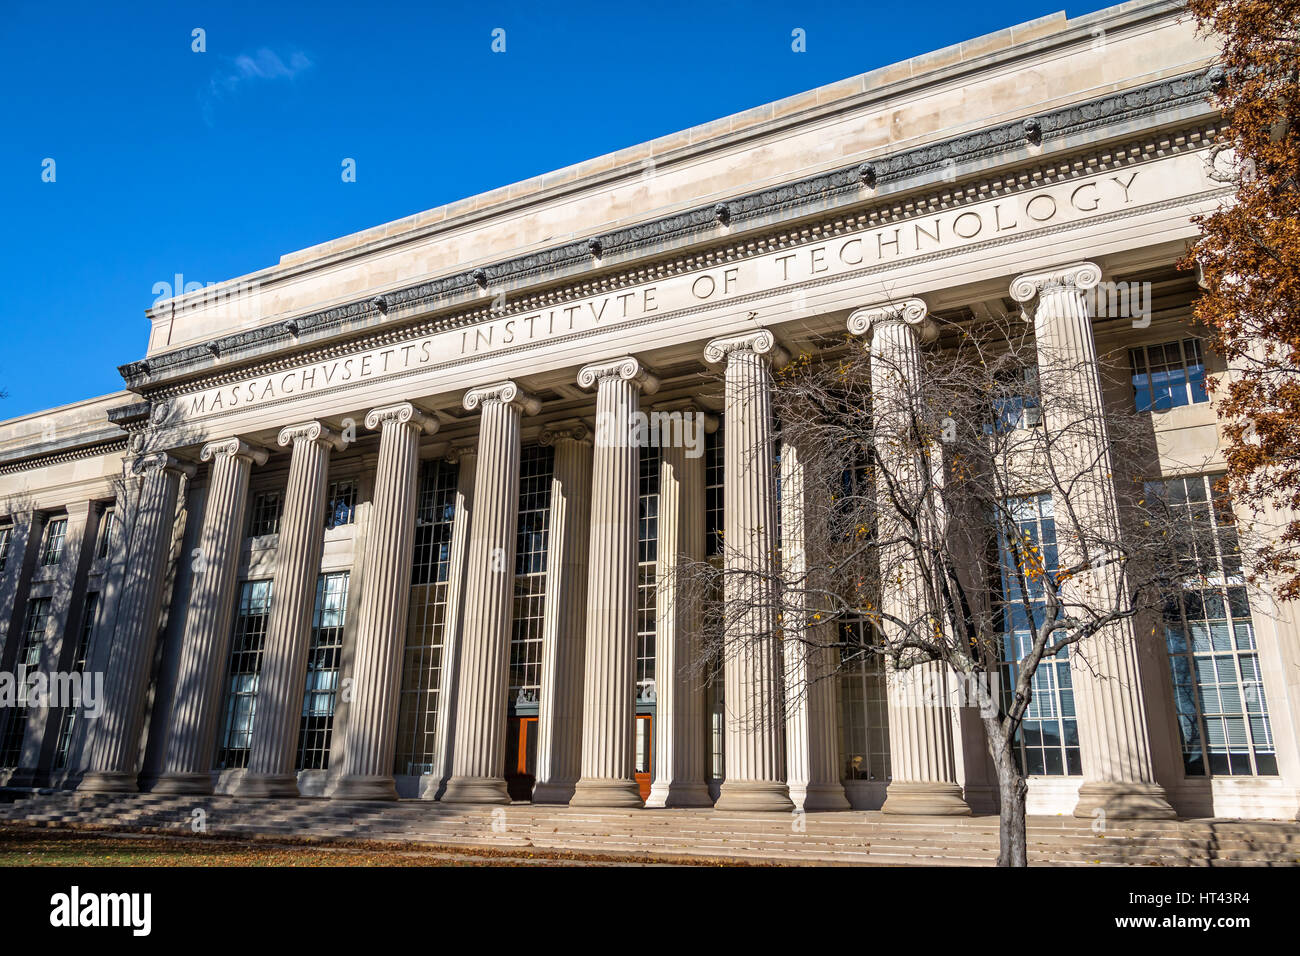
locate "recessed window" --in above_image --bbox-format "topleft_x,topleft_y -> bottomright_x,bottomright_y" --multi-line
1150,473 -> 1276,776
55,591 -> 98,770
394,461 -> 459,777
216,579 -> 273,769
0,597 -> 52,767
1130,338 -> 1209,412
705,420 -> 724,558
296,572 -> 349,772
986,364 -> 1042,432
247,492 -> 283,538
40,518 -> 68,567
324,479 -> 356,530
637,447 -> 659,704
996,493 -> 1081,777
509,445 -> 554,708
94,508 -> 116,560
0,526 -> 11,573
839,619 -> 891,782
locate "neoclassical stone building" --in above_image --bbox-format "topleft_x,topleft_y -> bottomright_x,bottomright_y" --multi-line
2,0 -> 1297,821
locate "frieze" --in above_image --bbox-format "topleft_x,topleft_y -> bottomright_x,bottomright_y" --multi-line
150,144 -> 1224,431
120,69 -> 1217,391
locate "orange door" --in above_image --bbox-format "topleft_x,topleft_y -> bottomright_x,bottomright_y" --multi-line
505,716 -> 538,801
634,714 -> 653,801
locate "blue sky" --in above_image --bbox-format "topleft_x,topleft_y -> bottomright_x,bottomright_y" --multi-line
0,0 -> 1114,419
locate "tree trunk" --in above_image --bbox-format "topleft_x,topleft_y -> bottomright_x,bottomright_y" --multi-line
984,720 -> 1029,866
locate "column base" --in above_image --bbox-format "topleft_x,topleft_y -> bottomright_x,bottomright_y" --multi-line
4,768 -> 43,789
791,782 -> 852,812
151,772 -> 215,795
569,778 -> 644,808
644,781 -> 714,809
530,780 -> 577,805
882,781 -> 972,815
440,775 -> 511,805
234,773 -> 302,798
77,771 -> 139,794
1073,781 -> 1177,820
330,775 -> 398,801
714,780 -> 794,812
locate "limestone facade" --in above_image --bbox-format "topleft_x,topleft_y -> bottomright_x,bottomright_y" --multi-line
2,1 -> 1296,821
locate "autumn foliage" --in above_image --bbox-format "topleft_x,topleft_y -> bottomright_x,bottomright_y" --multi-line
1182,0 -> 1300,596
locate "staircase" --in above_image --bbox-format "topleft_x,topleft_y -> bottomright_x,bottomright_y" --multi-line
2,790 -> 1297,865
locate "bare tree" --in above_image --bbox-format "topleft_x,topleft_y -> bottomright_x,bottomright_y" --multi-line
680,306 -> 1261,866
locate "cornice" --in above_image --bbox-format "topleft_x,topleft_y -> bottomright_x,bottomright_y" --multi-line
0,437 -> 130,477
119,68 -> 1220,394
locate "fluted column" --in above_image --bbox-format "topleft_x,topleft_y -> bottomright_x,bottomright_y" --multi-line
80,453 -> 193,792
155,439 -> 267,794
570,358 -> 659,807
704,330 -> 794,812
532,421 -> 593,804
425,444 -> 476,799
646,402 -> 714,808
848,298 -> 970,815
442,381 -> 541,803
780,434 -> 851,811
1011,262 -> 1175,819
333,403 -> 437,800
238,422 -> 344,797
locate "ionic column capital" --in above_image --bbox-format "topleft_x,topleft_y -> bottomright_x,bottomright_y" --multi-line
576,356 -> 660,394
199,438 -> 269,467
443,442 -> 478,465
132,452 -> 198,479
1009,261 -> 1103,307
364,402 -> 439,435
277,420 -> 346,451
462,380 -> 542,416
650,399 -> 720,434
847,297 -> 936,343
539,419 -> 592,447
704,329 -> 789,367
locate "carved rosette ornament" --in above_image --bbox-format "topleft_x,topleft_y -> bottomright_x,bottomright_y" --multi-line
364,402 -> 439,435
1008,261 -> 1103,311
846,297 -> 935,343
702,328 -> 789,368
200,438 -> 270,467
576,356 -> 660,395
462,380 -> 542,416
277,421 -> 346,451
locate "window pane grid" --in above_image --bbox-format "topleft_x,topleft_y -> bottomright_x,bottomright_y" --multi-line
394,461 -> 459,776
0,597 -> 52,767
41,518 -> 68,567
296,572 -> 349,771
216,579 -> 272,769
705,420 -> 724,558
94,508 -> 116,560
247,492 -> 283,538
637,447 -> 659,702
839,619 -> 891,781
324,479 -> 357,530
510,445 -> 553,706
54,591 -> 98,769
1130,338 -> 1209,412
1156,473 -> 1276,776
997,493 -> 1082,776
